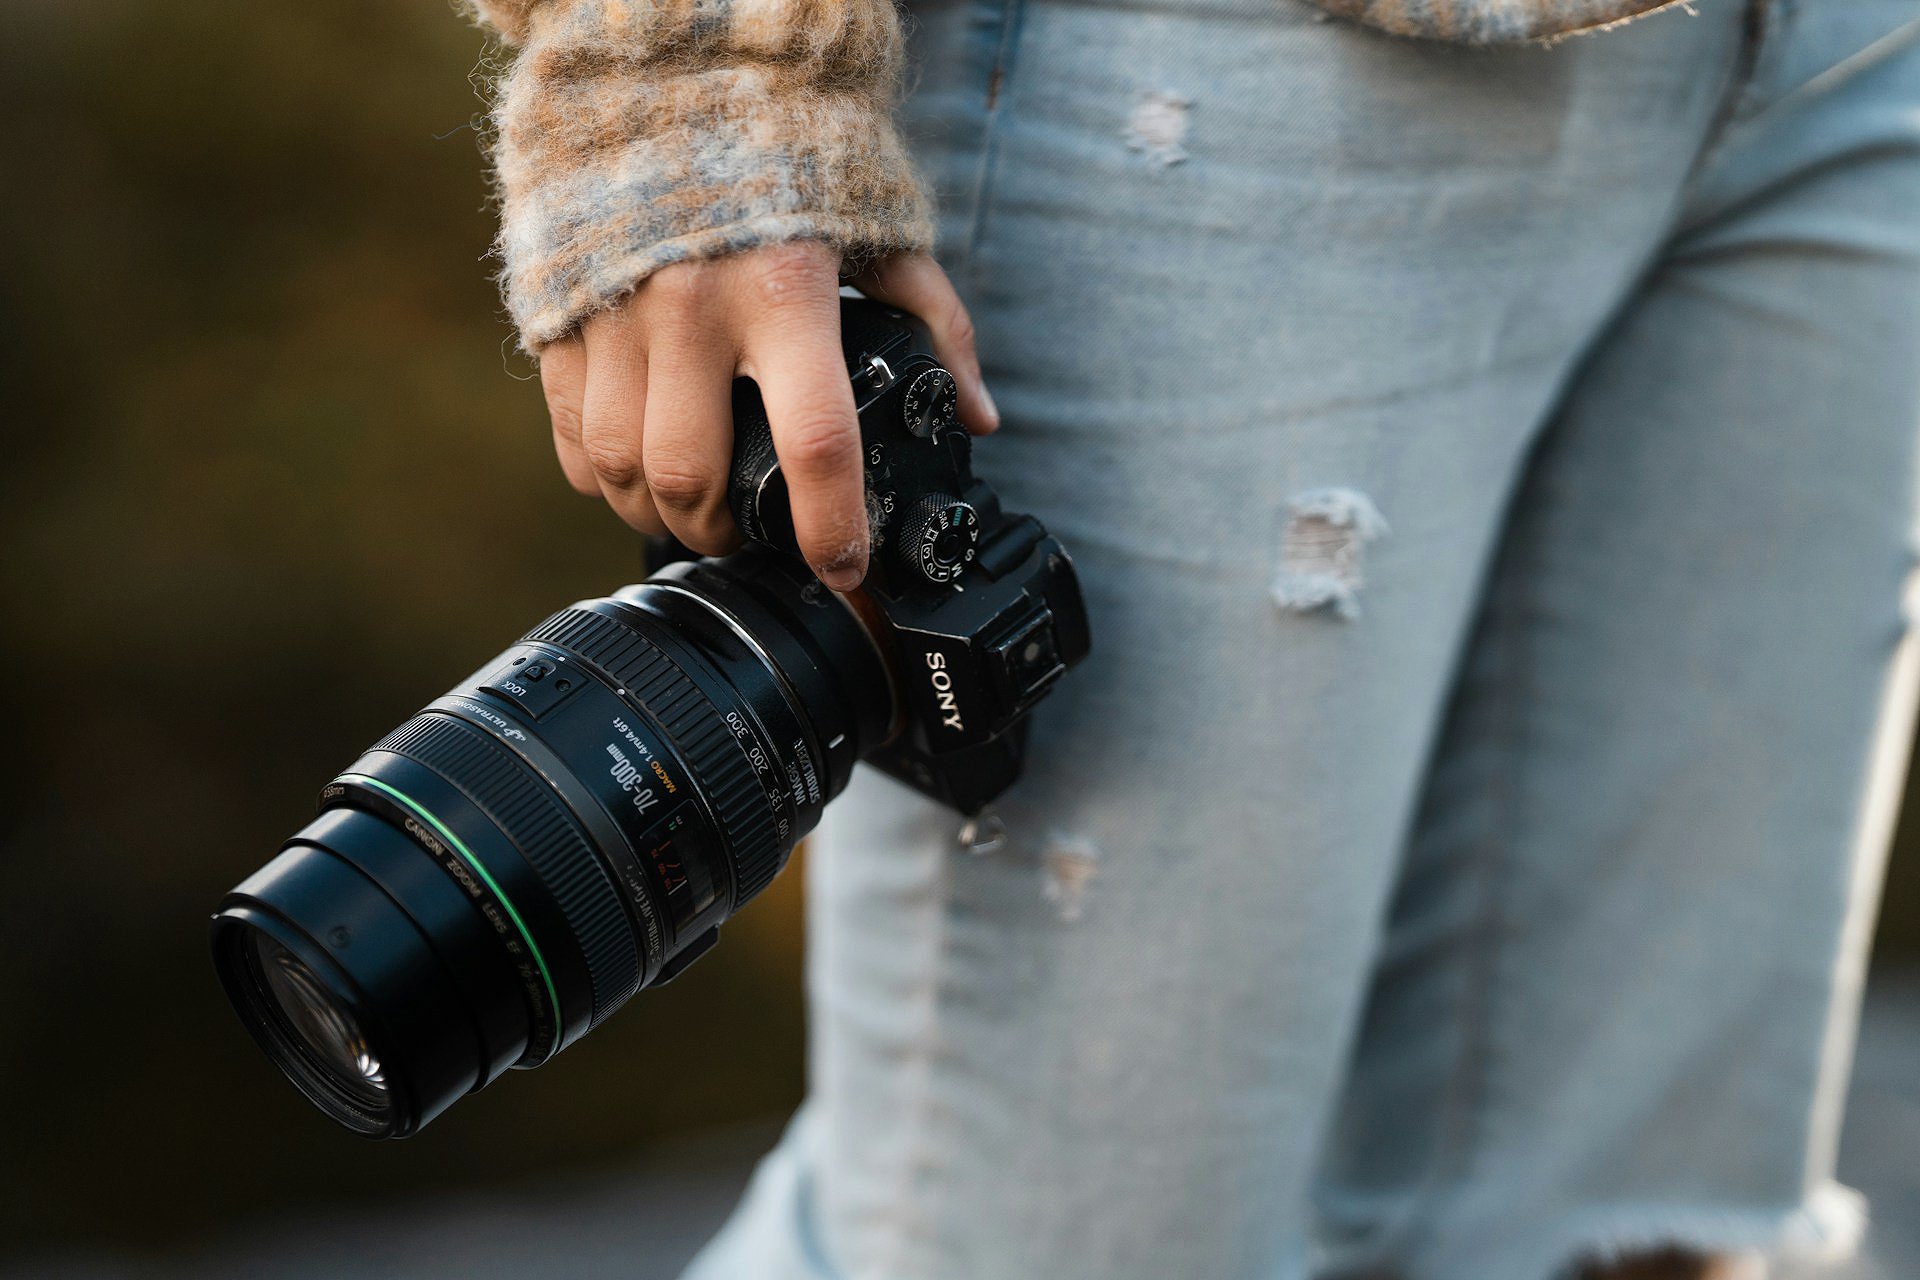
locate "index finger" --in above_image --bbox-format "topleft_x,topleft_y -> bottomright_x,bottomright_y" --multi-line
745,308 -> 868,591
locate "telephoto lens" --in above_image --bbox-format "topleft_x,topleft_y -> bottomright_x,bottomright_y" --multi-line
211,550 -> 891,1136
211,301 -> 1089,1137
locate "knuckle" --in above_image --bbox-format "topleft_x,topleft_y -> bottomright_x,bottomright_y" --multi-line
647,262 -> 714,311
541,358 -> 587,437
580,307 -> 632,349
748,244 -> 834,312
582,433 -> 644,490
545,389 -> 584,442
779,413 -> 860,474
645,462 -> 716,512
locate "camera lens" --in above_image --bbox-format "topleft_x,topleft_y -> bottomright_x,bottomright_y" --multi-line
211,548 -> 894,1136
250,933 -> 387,1105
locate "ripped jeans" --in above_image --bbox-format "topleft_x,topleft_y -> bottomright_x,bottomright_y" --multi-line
685,2 -> 1920,1277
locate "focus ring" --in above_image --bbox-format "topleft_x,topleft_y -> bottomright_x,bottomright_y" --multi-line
525,608 -> 785,905
374,713 -> 641,1025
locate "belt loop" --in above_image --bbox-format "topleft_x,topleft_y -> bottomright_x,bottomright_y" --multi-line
1729,0 -> 1795,122
1690,0 -> 1789,173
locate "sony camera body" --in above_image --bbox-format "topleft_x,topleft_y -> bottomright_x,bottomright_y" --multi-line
714,297 -> 1090,814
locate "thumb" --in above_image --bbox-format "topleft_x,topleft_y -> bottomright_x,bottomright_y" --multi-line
849,254 -> 999,435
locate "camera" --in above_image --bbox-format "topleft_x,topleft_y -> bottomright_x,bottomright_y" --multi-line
209,299 -> 1090,1137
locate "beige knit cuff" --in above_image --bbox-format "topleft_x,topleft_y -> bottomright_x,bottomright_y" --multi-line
483,2 -> 933,351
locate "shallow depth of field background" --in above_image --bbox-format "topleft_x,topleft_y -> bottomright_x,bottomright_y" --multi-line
2,0 -> 807,1258
4,0 -> 1920,1270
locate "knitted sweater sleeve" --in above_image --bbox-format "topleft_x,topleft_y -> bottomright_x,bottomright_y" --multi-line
464,0 -> 934,351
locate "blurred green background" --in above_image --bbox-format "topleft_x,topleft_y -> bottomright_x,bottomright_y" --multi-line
3,0 -> 1917,1267
0,0 -> 809,1261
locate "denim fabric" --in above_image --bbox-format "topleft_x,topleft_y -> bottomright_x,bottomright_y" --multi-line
683,1 -> 1920,1276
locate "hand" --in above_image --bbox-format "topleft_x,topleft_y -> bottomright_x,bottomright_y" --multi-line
538,242 -> 998,591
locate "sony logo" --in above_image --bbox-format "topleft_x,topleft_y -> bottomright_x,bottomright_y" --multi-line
926,652 -> 963,731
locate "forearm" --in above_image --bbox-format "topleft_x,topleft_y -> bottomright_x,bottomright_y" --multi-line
465,0 -> 933,350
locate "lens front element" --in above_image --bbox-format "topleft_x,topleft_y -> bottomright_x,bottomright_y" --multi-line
248,932 -> 389,1112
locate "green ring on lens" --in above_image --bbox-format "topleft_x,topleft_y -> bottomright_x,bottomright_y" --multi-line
333,772 -> 564,1039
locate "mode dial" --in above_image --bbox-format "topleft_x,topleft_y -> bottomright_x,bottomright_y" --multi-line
896,495 -> 981,584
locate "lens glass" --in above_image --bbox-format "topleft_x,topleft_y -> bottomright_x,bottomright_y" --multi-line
247,932 -> 389,1113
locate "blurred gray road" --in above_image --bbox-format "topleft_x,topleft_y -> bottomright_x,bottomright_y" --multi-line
13,977 -> 1920,1280
3,1119 -> 778,1280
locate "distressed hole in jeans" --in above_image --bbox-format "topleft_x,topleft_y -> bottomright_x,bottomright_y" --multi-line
1124,91 -> 1191,166
1042,835 -> 1101,923
1272,488 -> 1389,621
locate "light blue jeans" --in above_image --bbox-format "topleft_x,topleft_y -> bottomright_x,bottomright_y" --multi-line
686,2 -> 1920,1276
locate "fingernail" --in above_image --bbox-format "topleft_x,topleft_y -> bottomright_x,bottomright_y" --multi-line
820,564 -> 865,592
978,382 -> 1000,431
818,553 -> 867,593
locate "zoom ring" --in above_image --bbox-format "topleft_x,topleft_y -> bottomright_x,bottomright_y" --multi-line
374,713 -> 642,1024
525,608 -> 786,906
